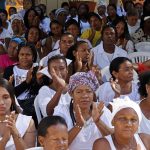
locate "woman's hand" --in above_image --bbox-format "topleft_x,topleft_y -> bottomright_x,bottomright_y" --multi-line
91,65 -> 103,84
74,104 -> 85,127
26,67 -> 33,84
110,78 -> 121,98
92,102 -> 104,123
74,52 -> 82,72
9,74 -> 14,85
6,111 -> 19,137
51,67 -> 66,90
87,51 -> 94,69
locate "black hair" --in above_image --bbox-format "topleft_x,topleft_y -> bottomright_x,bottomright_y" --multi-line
61,2 -> 69,8
116,19 -> 130,39
0,18 -> 2,27
109,57 -> 132,80
107,4 -> 117,11
17,42 -> 37,63
34,5 -> 44,20
66,40 -> 88,61
48,54 -> 67,70
138,71 -> 150,98
9,7 -> 17,13
101,24 -> 118,41
88,12 -> 102,22
143,0 -> 150,17
124,0 -> 135,12
65,18 -> 80,33
78,3 -> 89,13
38,115 -> 67,137
0,9 -> 8,18
24,7 -> 39,29
0,78 -> 18,113
127,8 -> 139,17
25,26 -> 41,42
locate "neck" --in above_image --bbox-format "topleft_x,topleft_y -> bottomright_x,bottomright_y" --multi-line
18,64 -> 32,70
141,97 -> 150,107
103,43 -> 115,53
113,133 -> 135,149
119,80 -> 132,94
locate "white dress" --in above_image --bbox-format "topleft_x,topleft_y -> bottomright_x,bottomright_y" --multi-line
0,114 -> 32,150
54,104 -> 112,150
138,107 -> 150,134
96,82 -> 140,106
105,134 -> 146,150
38,86 -> 71,117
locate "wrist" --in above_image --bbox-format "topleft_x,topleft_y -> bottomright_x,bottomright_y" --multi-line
12,132 -> 21,139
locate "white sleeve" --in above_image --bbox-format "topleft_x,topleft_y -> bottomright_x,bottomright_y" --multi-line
126,40 -> 135,53
38,86 -> 55,117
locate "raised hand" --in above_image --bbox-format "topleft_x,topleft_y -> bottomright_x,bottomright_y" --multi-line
92,102 -> 104,123
51,67 -> 66,90
26,67 -> 33,84
87,51 -> 94,69
74,104 -> 85,127
110,78 -> 121,97
9,74 -> 14,84
74,52 -> 82,72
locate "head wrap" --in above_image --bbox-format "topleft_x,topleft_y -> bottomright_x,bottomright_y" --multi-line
55,8 -> 68,19
10,14 -> 24,24
110,96 -> 142,125
11,37 -> 26,45
68,71 -> 99,93
97,0 -> 108,7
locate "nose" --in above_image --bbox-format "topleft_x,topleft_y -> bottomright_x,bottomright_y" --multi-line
0,99 -> 5,105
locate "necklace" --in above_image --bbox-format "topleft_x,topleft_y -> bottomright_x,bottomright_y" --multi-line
112,135 -> 137,150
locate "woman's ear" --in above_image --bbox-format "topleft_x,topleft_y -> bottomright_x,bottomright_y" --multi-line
38,136 -> 45,147
111,119 -> 115,126
112,71 -> 118,80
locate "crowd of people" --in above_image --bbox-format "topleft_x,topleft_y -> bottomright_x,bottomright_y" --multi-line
0,0 -> 150,149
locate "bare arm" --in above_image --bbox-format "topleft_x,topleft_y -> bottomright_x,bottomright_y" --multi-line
46,88 -> 63,116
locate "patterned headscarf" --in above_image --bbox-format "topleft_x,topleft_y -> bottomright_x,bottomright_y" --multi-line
68,71 -> 99,93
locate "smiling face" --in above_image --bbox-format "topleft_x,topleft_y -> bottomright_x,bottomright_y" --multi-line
0,86 -> 12,115
39,124 -> 68,150
89,16 -> 102,31
72,85 -> 94,109
113,108 -> 139,139
51,23 -> 62,36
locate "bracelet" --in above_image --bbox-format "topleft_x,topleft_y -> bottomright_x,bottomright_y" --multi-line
74,124 -> 82,129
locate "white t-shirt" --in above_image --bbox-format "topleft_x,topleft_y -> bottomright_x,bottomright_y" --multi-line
127,20 -> 140,35
96,82 -> 140,106
13,66 -> 29,100
54,103 -> 112,150
38,86 -> 71,117
0,28 -> 11,43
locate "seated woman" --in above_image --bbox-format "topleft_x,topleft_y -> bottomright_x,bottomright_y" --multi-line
0,78 -> 36,150
26,116 -> 68,150
138,71 -> 150,134
54,71 -> 113,150
3,43 -> 40,123
37,55 -> 71,117
115,19 -> 134,53
93,97 -> 150,150
96,57 -> 140,106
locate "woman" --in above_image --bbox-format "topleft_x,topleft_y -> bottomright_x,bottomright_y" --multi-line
37,55 -> 71,117
77,3 -> 90,33
0,78 -> 36,150
42,20 -> 63,56
115,19 -> 134,53
54,71 -> 113,150
107,4 -> 123,27
138,71 -> 150,134
81,12 -> 102,47
96,57 -> 140,106
3,43 -> 40,122
93,97 -> 150,150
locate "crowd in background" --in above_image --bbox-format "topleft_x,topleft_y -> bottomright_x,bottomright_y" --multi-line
0,0 -> 150,149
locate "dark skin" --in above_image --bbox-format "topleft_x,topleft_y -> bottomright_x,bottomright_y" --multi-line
102,27 -> 116,54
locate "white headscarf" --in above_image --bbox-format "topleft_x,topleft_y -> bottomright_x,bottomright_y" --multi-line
110,96 -> 142,125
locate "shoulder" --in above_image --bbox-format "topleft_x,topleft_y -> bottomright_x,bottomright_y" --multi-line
139,133 -> 150,149
93,137 -> 111,150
